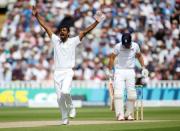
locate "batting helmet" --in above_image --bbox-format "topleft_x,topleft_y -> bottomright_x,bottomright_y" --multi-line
122,33 -> 132,48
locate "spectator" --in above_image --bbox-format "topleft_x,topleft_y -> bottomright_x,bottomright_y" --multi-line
0,0 -> 179,81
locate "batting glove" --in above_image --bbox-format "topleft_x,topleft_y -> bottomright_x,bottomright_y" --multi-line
142,68 -> 149,78
94,10 -> 105,22
105,69 -> 113,79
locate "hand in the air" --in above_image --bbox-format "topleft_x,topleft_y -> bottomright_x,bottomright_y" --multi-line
94,10 -> 106,22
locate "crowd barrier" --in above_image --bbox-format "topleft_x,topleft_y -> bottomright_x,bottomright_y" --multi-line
0,80 -> 180,107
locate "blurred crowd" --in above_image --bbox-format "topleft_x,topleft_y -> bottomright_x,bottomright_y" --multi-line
0,0 -> 179,82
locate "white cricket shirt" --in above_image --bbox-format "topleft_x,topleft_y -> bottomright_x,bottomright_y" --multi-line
113,42 -> 140,69
51,34 -> 81,69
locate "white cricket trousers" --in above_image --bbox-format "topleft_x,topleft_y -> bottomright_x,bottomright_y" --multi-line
114,69 -> 137,117
54,69 -> 74,120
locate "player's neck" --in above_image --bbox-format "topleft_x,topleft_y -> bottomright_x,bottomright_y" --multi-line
123,45 -> 131,49
61,38 -> 68,43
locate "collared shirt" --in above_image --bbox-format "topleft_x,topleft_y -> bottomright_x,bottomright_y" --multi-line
51,34 -> 81,70
113,42 -> 140,69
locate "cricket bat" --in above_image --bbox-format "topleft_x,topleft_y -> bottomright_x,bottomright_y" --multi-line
108,78 -> 114,111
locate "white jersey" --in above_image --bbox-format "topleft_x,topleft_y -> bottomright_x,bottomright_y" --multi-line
51,34 -> 81,70
113,42 -> 140,69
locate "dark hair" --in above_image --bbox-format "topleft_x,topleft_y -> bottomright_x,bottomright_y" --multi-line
58,24 -> 70,32
122,33 -> 132,48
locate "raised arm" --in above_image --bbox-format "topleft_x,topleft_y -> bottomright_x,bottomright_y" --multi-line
32,6 -> 53,38
79,11 -> 105,41
79,21 -> 99,41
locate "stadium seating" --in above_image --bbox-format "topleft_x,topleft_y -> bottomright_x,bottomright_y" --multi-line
0,0 -> 179,81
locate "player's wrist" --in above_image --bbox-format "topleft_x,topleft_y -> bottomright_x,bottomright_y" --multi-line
95,20 -> 100,23
34,12 -> 38,17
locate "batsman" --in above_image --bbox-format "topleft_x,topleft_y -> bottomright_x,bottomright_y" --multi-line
106,32 -> 149,121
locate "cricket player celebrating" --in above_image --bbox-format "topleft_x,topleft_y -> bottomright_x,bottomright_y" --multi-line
106,33 -> 149,121
32,6 -> 105,125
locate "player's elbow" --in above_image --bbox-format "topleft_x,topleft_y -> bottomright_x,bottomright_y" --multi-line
136,53 -> 142,59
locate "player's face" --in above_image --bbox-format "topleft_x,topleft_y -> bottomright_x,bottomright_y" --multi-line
59,27 -> 69,42
125,44 -> 131,49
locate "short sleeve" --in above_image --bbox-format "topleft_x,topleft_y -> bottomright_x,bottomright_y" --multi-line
135,43 -> 140,53
113,44 -> 120,55
72,36 -> 81,47
51,34 -> 60,46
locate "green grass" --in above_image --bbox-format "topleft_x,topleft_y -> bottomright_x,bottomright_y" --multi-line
0,107 -> 180,131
